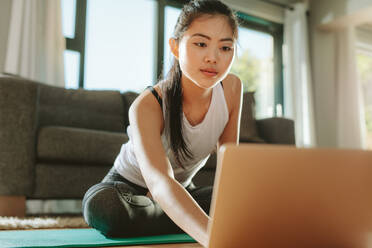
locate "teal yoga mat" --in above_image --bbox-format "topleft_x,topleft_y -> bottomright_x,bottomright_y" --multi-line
0,228 -> 195,248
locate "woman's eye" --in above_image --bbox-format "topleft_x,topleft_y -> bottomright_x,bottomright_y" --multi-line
194,42 -> 206,47
222,46 -> 232,51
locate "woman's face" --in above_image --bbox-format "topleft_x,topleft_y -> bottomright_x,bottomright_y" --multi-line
175,15 -> 236,89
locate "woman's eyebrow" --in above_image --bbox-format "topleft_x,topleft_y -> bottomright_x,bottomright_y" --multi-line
191,33 -> 233,42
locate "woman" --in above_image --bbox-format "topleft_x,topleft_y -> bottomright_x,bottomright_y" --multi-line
82,0 -> 242,246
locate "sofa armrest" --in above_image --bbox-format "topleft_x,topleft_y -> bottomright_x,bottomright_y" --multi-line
0,77 -> 39,195
256,117 -> 295,145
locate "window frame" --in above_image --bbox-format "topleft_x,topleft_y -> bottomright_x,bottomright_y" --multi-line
65,0 -> 87,88
64,0 -> 283,115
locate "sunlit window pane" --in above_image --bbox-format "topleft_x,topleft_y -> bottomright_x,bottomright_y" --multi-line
84,0 -> 156,93
163,6 -> 181,77
61,0 -> 76,38
357,52 -> 372,149
231,28 -> 274,119
64,50 -> 80,89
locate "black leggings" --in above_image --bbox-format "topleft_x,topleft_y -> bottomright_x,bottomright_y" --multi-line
82,166 -> 213,237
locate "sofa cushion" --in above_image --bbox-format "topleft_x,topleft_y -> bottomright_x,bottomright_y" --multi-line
33,163 -> 111,198
38,84 -> 126,132
256,117 -> 295,144
37,126 -> 128,165
239,92 -> 265,143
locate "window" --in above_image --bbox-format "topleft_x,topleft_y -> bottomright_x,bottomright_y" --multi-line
356,25 -> 372,149
233,13 -> 283,118
83,0 -> 156,92
61,0 -> 76,39
231,27 -> 275,119
357,52 -> 372,149
61,0 -> 79,89
61,0 -> 284,116
163,6 -> 181,77
63,50 -> 80,89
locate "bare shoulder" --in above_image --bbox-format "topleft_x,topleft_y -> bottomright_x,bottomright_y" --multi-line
129,86 -> 164,132
221,73 -> 243,114
130,82 -> 164,112
223,73 -> 242,94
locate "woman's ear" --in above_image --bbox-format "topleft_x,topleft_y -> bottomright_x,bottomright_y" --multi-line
169,38 -> 179,60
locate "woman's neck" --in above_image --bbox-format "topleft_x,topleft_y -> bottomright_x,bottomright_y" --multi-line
181,75 -> 213,106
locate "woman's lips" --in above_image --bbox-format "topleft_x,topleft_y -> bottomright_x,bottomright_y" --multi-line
200,69 -> 218,77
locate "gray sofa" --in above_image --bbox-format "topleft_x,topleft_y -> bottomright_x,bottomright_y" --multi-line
0,76 -> 295,200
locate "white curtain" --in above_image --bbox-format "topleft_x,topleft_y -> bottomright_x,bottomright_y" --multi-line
335,26 -> 367,149
4,0 -> 65,87
283,2 -> 316,147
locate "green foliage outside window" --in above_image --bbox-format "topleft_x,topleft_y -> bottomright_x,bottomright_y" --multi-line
230,49 -> 260,92
357,52 -> 372,148
357,53 -> 372,85
365,109 -> 372,133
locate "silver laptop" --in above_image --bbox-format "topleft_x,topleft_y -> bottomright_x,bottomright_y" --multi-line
207,144 -> 372,248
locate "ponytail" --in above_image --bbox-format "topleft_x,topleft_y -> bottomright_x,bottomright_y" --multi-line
164,60 -> 193,168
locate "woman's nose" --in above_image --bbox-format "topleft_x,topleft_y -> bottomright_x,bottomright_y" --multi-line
204,49 -> 218,64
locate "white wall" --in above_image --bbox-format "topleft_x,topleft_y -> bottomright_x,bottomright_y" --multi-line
0,0 -> 11,73
309,0 -> 372,147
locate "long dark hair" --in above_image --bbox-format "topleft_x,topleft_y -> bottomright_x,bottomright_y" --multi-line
162,0 -> 239,167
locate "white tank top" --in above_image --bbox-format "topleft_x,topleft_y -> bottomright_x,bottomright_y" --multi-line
114,82 -> 229,188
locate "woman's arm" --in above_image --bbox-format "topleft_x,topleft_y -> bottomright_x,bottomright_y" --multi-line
129,90 -> 210,247
218,74 -> 243,147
